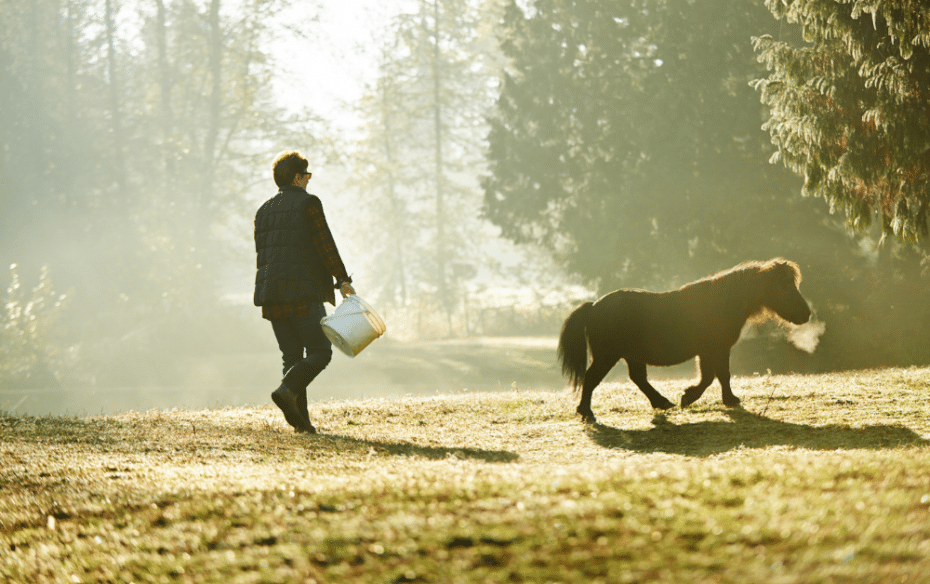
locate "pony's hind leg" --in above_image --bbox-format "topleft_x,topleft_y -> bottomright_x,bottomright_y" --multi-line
681,355 -> 717,407
576,357 -> 618,424
627,360 -> 676,410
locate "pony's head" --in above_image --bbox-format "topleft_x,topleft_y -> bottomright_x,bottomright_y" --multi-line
758,259 -> 811,325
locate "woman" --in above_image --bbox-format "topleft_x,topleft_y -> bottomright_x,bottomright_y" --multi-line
253,151 -> 355,433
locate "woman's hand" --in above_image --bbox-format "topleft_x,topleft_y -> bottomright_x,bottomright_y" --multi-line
339,282 -> 356,298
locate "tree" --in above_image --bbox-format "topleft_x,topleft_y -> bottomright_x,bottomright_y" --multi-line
105,0 -> 127,190
349,0 -> 504,333
752,0 -> 930,245
483,0 -> 848,292
0,0 -> 330,386
349,43 -> 418,309
750,0 -> 930,369
0,264 -> 69,388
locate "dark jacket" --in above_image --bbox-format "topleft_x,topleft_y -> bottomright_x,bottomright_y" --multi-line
253,186 -> 348,307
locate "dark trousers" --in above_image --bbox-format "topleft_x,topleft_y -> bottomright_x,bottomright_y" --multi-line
271,303 -> 333,409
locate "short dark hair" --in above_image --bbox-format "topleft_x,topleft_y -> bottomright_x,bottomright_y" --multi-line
272,151 -> 309,187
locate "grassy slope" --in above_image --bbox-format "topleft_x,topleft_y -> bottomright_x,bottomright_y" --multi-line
2,367 -> 930,583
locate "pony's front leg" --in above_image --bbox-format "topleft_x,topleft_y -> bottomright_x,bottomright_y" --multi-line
627,361 -> 675,410
716,355 -> 740,407
681,355 -> 717,407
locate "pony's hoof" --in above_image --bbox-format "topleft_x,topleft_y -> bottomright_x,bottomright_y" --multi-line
723,395 -> 742,408
681,390 -> 702,408
652,398 -> 676,410
577,410 -> 597,424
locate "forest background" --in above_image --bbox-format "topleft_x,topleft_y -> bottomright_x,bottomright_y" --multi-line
1,0 -> 928,414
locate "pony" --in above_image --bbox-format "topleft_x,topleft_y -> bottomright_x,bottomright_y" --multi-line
558,259 -> 811,423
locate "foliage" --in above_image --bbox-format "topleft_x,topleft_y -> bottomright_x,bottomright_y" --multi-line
0,0 -> 326,381
753,0 -> 930,244
483,0 -> 855,292
348,0 -> 508,328
479,0 -> 930,368
2,368 -> 930,582
0,265 -> 70,388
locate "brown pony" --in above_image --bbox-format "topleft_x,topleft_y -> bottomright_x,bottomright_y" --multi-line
558,259 -> 811,423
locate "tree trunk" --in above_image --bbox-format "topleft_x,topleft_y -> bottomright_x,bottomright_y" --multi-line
154,0 -> 175,187
380,82 -> 408,306
64,0 -> 75,134
430,0 -> 451,332
104,0 -> 126,192
202,0 -> 222,205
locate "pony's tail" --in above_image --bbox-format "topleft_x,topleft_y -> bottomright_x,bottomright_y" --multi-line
557,301 -> 593,394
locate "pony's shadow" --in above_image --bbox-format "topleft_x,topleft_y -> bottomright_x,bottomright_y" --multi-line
587,407 -> 929,457
304,433 -> 520,464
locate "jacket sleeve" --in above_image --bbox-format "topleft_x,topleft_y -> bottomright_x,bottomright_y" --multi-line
306,197 -> 352,286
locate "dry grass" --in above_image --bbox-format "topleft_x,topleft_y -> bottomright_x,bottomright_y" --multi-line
2,367 -> 930,583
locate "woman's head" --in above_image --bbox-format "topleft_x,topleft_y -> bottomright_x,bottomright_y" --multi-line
272,151 -> 310,187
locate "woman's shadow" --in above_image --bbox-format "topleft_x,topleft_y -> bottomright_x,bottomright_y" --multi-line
586,407 -> 929,457
298,432 -> 520,463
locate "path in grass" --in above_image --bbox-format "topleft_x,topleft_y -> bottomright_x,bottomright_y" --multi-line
2,367 -> 930,583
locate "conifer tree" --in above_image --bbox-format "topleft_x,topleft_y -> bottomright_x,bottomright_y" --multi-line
753,0 -> 930,244
483,0 -> 824,291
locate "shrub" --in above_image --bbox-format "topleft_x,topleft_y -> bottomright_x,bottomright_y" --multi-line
0,264 -> 69,388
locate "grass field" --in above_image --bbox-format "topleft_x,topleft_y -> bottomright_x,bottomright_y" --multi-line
2,367 -> 930,583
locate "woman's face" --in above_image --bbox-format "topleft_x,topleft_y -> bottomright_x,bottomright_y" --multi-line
294,171 -> 311,189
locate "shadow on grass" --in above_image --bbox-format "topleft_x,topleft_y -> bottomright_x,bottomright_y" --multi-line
0,416 -> 520,463
586,407 -> 929,457
310,433 -> 520,464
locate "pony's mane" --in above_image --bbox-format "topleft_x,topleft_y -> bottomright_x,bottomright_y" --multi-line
689,258 -> 802,288
680,258 -> 803,324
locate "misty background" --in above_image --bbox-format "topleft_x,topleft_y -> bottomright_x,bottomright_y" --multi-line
2,0 -> 928,417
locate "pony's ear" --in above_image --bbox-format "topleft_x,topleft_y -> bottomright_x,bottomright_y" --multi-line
769,258 -> 802,286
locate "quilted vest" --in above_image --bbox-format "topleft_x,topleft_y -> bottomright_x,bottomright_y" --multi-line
253,186 -> 331,306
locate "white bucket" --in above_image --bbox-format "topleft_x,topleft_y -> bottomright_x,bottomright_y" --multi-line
320,294 -> 387,358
